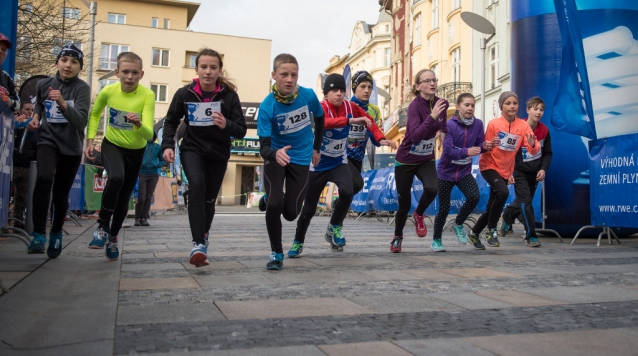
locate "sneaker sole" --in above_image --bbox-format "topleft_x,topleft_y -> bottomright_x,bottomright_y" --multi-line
106,254 -> 119,261
266,265 -> 282,270
47,249 -> 62,259
471,242 -> 486,250
27,249 -> 45,254
486,242 -> 501,247
189,252 -> 209,267
88,244 -> 105,249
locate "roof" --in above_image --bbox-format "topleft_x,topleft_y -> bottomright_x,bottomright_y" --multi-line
377,10 -> 391,23
130,0 -> 200,26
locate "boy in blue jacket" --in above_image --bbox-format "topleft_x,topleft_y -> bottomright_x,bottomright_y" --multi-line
135,131 -> 165,226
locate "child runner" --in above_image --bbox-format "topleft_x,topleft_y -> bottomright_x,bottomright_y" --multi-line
12,102 -> 36,229
348,71 -> 397,195
500,96 -> 552,247
26,44 -> 90,258
468,91 -> 539,248
390,69 -> 448,253
134,131 -> 165,227
86,52 -> 155,261
432,93 -> 495,251
257,53 -> 324,270
291,73 -> 375,256
162,48 -> 246,267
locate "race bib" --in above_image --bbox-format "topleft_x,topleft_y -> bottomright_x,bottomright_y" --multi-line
409,137 -> 435,156
186,102 -> 221,126
109,108 -> 138,130
522,139 -> 543,162
275,106 -> 310,135
348,124 -> 366,139
45,100 -> 74,123
451,147 -> 472,165
497,131 -> 521,152
321,137 -> 347,158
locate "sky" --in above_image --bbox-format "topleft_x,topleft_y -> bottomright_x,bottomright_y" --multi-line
189,0 -> 384,88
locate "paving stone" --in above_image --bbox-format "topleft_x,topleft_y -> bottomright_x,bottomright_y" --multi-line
215,297 -> 374,320
395,338 -> 497,356
154,252 -> 189,258
441,268 -> 521,278
475,290 -> 565,307
318,341 -> 413,356
182,261 -> 246,270
119,277 -> 200,291
428,292 -> 515,309
194,274 -> 276,288
517,285 -> 638,304
121,263 -> 185,272
124,244 -> 168,251
305,257 -> 395,267
238,259 -> 319,268
401,269 -> 464,280
117,303 -> 227,325
0,271 -> 29,289
347,295 -> 463,314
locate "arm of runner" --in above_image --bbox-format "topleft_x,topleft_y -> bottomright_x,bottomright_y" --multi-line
133,90 -> 155,141
443,129 -> 468,160
522,125 -> 540,155
87,88 -> 108,140
259,136 -> 278,162
540,130 -> 552,172
161,88 -> 184,154
313,114 -> 325,152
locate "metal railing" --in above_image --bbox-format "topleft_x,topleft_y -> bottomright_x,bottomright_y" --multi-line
436,81 -> 473,104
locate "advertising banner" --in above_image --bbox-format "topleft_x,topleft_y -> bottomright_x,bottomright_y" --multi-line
589,134 -> 638,228
68,164 -> 84,210
0,101 -> 14,228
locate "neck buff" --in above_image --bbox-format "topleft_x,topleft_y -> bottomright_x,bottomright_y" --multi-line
272,84 -> 299,104
456,111 -> 475,126
351,95 -> 368,111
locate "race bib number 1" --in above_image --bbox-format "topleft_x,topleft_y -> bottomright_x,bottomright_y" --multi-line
186,102 -> 221,126
275,106 -> 310,135
497,131 -> 521,152
109,108 -> 138,131
45,100 -> 74,123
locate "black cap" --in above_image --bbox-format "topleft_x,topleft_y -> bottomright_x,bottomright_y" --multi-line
323,73 -> 346,95
56,44 -> 84,69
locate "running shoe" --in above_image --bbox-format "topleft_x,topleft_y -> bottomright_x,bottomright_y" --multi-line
485,229 -> 501,247
431,239 -> 446,252
27,232 -> 46,254
258,194 -> 268,212
105,237 -> 119,261
189,243 -> 209,267
326,224 -> 346,247
134,218 -> 141,226
266,252 -> 284,270
89,227 -> 108,249
499,219 -> 513,237
287,240 -> 304,258
390,236 -> 403,253
412,210 -> 427,237
468,231 -> 485,250
204,232 -> 209,249
452,222 -> 468,244
47,231 -> 63,259
527,236 -> 541,247
140,219 -> 150,226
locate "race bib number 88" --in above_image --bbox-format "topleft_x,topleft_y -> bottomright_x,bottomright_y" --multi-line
275,106 -> 310,135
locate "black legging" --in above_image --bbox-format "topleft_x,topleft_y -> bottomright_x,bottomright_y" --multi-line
100,139 -> 145,238
295,164 -> 354,243
32,144 -> 82,235
472,169 -> 509,233
348,157 -> 364,195
180,150 -> 227,245
394,160 -> 437,236
433,174 -> 480,239
502,171 -> 538,238
263,161 -> 309,253
135,174 -> 160,219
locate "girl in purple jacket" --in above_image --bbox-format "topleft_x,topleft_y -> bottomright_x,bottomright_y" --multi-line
432,93 -> 494,251
390,69 -> 448,253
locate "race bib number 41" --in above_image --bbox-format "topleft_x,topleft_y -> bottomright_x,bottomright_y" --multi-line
45,100 -> 74,123
186,102 -> 221,126
497,131 -> 521,152
321,137 -> 347,158
109,108 -> 139,131
275,106 -> 310,135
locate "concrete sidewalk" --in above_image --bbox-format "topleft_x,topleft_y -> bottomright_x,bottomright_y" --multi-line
1,212 -> 638,355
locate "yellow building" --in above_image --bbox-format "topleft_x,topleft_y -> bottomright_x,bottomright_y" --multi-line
31,0 -> 272,205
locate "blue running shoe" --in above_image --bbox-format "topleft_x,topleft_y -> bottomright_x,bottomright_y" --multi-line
266,252 -> 284,270
105,238 -> 119,261
47,231 -> 63,258
89,227 -> 108,249
326,224 -> 346,247
189,243 -> 209,267
258,194 -> 267,212
431,239 -> 446,252
527,236 -> 541,247
499,219 -> 513,237
452,223 -> 468,244
204,232 -> 209,249
287,240 -> 304,258
27,232 -> 46,254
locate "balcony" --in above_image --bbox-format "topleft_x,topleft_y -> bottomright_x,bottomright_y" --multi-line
436,82 -> 472,104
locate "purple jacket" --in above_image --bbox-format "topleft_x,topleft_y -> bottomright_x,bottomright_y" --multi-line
437,114 -> 485,182
395,95 -> 449,164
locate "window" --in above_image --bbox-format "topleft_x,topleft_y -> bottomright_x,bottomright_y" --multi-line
152,48 -> 170,67
108,13 -> 126,24
62,7 -> 81,19
188,53 -> 197,68
453,0 -> 461,10
152,17 -> 158,28
432,0 -> 439,30
100,43 -> 129,70
52,39 -> 82,56
385,24 -> 389,32
489,44 -> 499,88
98,79 -> 118,92
414,13 -> 421,46
431,63 -> 438,78
451,48 -> 461,82
17,36 -> 33,60
151,84 -> 168,102
385,48 -> 391,66
164,19 -> 170,29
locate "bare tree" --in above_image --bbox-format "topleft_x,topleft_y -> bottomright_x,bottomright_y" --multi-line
15,0 -> 91,87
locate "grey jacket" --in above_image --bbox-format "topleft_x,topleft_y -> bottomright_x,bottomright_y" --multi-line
34,73 -> 90,156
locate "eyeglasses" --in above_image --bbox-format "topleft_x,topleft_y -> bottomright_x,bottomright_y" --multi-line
419,79 -> 438,84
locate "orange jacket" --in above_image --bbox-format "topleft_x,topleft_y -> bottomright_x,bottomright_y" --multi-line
479,116 -> 540,179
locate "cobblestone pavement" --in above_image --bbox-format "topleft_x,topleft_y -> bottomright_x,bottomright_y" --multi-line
2,209 -> 638,355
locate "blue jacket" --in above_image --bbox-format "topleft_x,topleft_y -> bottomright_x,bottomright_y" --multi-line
140,141 -> 166,175
437,114 -> 485,182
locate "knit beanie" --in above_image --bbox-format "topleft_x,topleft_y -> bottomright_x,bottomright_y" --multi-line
323,73 -> 346,95
498,91 -> 518,110
56,44 -> 84,69
352,71 -> 373,92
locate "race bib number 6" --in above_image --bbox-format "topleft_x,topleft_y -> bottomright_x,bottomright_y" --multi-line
45,100 -> 74,123
275,106 -> 310,135
186,102 -> 221,126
